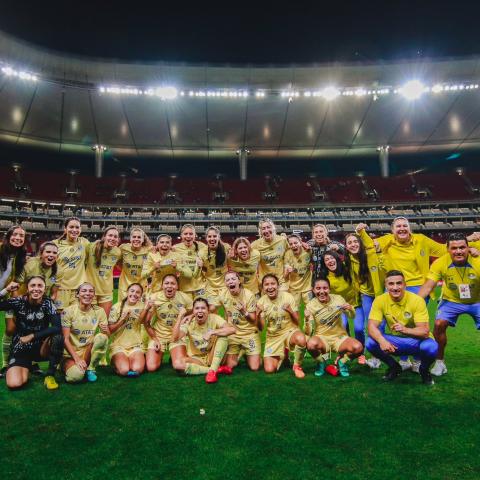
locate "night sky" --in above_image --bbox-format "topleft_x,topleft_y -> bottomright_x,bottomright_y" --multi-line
1,1 -> 479,64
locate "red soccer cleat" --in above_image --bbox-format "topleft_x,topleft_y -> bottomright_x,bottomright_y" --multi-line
205,370 -> 218,383
325,364 -> 339,377
216,365 -> 233,375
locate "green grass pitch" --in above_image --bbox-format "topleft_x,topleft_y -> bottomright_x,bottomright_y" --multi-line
0,292 -> 479,480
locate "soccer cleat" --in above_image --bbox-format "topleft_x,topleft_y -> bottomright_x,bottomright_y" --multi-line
399,359 -> 412,371
357,354 -> 367,365
0,366 -> 7,379
366,357 -> 381,369
383,363 -> 402,382
292,364 -> 305,378
86,370 -> 97,382
314,362 -> 326,377
337,359 -> 350,377
30,363 -> 44,376
44,375 -> 59,390
205,370 -> 218,384
127,370 -> 139,377
420,370 -> 435,386
430,360 -> 447,377
325,364 -> 339,376
216,365 -> 233,375
411,360 -> 421,374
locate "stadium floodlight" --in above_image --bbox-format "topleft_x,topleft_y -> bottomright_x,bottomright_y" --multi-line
1,66 -> 38,82
155,86 -> 178,100
399,80 -> 425,100
431,84 -> 443,93
320,86 -> 340,101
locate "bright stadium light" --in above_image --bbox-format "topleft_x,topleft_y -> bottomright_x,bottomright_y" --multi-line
320,86 -> 340,101
155,86 -> 178,100
399,80 -> 425,100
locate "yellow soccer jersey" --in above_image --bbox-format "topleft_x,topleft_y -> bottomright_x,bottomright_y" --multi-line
142,251 -> 179,293
181,313 -> 226,357
349,255 -> 375,296
227,249 -> 261,294
427,254 -> 480,304
251,235 -> 288,285
327,271 -> 360,307
257,291 -> 297,337
53,237 -> 90,290
201,244 -> 231,291
17,257 -> 59,297
284,249 -> 312,294
219,287 -> 257,336
108,301 -> 145,351
61,303 -> 108,351
149,290 -> 193,339
174,242 -> 207,293
305,294 -> 349,338
119,244 -> 150,297
85,243 -> 122,296
369,291 -> 431,337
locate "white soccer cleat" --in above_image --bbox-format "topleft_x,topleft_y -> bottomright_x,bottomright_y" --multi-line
411,360 -> 421,374
399,359 -> 412,371
366,357 -> 381,369
430,360 -> 447,377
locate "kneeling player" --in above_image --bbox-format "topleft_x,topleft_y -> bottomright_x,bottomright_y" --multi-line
305,278 -> 362,377
220,271 -> 261,371
257,274 -> 307,378
108,283 -> 146,377
366,270 -> 438,385
61,282 -> 109,383
172,298 -> 235,383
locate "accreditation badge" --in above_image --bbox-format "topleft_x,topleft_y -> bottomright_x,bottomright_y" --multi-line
459,284 -> 471,299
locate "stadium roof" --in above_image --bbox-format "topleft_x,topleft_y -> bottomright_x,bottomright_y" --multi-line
2,29 -> 480,161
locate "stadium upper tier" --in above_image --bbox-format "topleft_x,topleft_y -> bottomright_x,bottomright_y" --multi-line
2,30 -> 480,159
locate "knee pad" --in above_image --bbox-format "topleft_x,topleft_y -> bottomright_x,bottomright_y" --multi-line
65,364 -> 85,383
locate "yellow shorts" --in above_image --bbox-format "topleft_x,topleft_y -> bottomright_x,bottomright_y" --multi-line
55,289 -> 78,310
147,337 -> 185,352
291,290 -> 313,308
314,334 -> 350,353
110,345 -> 144,357
264,328 -> 300,358
226,332 -> 262,356
93,294 -> 113,305
62,344 -> 90,360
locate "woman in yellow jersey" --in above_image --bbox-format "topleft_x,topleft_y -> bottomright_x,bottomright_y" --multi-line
53,217 -> 90,311
0,225 -> 27,376
108,283 -> 146,377
321,250 -> 366,362
227,237 -> 261,296
172,297 -> 235,384
251,219 -> 289,291
85,226 -> 121,316
61,282 -> 109,383
257,274 -> 307,378
118,227 -> 152,301
174,224 -> 207,299
284,234 -> 312,308
143,274 -> 193,372
200,226 -> 230,312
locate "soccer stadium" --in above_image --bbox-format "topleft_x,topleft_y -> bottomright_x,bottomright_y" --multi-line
0,7 -> 479,479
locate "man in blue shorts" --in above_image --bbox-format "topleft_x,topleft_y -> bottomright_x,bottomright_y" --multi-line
418,233 -> 480,376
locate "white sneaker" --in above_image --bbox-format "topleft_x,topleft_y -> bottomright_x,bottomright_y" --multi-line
399,359 -> 412,371
431,360 -> 447,377
366,357 -> 381,369
411,360 -> 421,374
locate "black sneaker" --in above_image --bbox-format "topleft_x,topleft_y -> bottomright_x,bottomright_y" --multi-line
382,363 -> 402,381
30,363 -> 44,376
420,370 -> 435,386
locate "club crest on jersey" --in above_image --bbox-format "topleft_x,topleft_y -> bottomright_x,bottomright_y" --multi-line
420,249 -> 425,257
370,266 -> 377,271
468,273 -> 476,279
403,311 -> 412,319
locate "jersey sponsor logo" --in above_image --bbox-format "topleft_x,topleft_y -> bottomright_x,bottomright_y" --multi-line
448,283 -> 458,290
420,249 -> 425,257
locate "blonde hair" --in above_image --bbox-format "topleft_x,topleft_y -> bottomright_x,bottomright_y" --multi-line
130,227 -> 153,248
257,218 -> 276,238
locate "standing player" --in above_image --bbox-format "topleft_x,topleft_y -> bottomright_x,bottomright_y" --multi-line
251,219 -> 289,291
108,283 -> 146,377
0,277 -> 63,390
143,274 -> 192,372
220,271 -> 261,371
366,270 -> 438,385
174,224 -> 207,299
118,227 -> 152,301
0,225 -> 27,377
304,278 -> 363,377
257,274 -> 307,377
172,297 -> 235,383
418,233 -> 480,376
284,234 -> 312,308
61,282 -> 109,383
227,237 -> 261,296
85,226 -> 121,316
